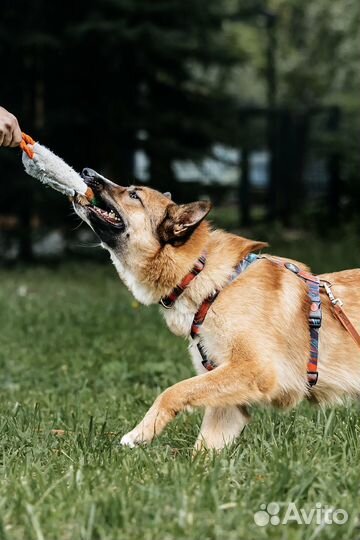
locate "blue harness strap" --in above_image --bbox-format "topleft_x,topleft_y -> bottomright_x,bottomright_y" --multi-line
232,252 -> 259,277
192,253 -> 322,388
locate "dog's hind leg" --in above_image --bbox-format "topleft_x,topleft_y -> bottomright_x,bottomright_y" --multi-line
194,405 -> 250,452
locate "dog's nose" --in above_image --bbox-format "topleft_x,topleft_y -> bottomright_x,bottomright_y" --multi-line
81,168 -> 97,180
80,168 -> 118,190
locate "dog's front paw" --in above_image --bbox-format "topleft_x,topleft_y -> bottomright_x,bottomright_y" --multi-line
120,432 -> 139,448
119,401 -> 172,448
120,425 -> 150,448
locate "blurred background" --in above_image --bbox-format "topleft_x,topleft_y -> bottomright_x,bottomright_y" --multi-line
0,0 -> 359,264
1,3 -> 360,535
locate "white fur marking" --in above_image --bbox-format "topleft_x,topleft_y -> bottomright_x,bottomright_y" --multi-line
109,251 -> 158,305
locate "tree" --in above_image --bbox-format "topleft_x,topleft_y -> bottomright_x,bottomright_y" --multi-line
219,0 -> 360,225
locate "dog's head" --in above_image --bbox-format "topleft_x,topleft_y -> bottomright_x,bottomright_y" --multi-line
74,168 -> 212,257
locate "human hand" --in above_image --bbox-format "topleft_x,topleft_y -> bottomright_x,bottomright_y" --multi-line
0,107 -> 22,147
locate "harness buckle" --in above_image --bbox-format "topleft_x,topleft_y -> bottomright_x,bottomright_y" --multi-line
309,315 -> 322,328
307,371 -> 319,386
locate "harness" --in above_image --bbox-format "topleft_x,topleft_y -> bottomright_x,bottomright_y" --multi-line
160,252 -> 360,388
160,254 -> 206,308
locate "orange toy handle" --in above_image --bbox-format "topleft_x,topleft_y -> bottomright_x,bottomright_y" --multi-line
20,131 -> 95,202
20,132 -> 36,159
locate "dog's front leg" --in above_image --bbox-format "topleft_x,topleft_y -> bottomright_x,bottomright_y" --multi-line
120,363 -> 272,447
120,394 -> 175,447
194,405 -> 250,452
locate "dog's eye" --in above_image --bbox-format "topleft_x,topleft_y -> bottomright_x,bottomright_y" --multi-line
129,191 -> 139,200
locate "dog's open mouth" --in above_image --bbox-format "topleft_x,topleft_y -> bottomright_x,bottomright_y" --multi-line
75,168 -> 126,232
75,191 -> 125,230
88,201 -> 124,228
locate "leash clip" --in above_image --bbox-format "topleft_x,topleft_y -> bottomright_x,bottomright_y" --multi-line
323,282 -> 343,307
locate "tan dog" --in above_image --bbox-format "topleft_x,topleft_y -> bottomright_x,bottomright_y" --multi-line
74,168 -> 360,451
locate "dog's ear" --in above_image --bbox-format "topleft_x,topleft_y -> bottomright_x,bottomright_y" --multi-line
158,201 -> 212,244
163,192 -> 172,200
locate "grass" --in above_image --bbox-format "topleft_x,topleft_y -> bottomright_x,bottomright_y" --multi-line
0,235 -> 360,540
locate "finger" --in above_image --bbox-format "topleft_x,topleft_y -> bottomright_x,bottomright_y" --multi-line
10,125 -> 22,147
0,129 -> 5,147
2,127 -> 12,147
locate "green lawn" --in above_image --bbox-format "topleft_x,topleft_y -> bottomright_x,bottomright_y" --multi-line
0,236 -> 359,540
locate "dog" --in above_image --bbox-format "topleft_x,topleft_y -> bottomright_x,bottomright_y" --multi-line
73,168 -> 360,451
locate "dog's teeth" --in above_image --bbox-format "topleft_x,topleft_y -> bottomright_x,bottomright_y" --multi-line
92,204 -> 121,225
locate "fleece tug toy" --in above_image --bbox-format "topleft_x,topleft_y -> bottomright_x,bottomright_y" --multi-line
21,132 -> 95,202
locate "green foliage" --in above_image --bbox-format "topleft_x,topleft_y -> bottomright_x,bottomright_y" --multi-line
221,0 -> 360,109
269,0 -> 360,107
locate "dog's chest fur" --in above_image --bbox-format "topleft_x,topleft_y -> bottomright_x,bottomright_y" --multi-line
109,248 -> 199,336
109,250 -> 158,305
108,244 -> 230,375
161,298 -> 196,336
109,247 -> 218,374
